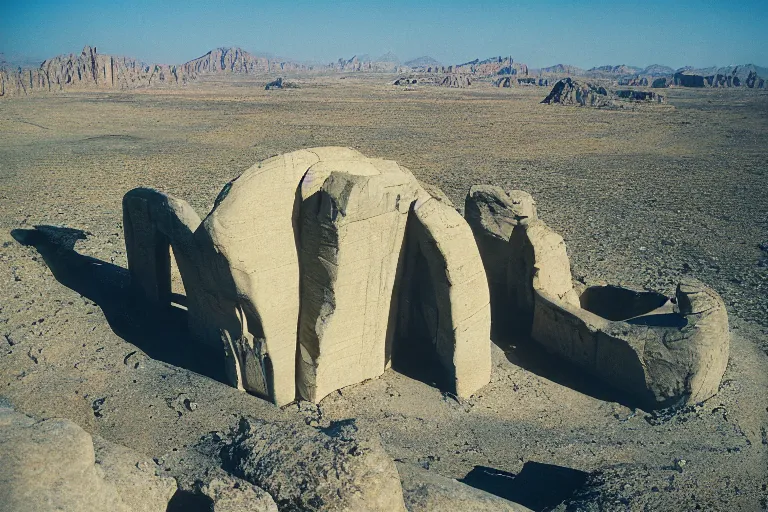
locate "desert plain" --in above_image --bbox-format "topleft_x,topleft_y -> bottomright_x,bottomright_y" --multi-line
1,74 -> 767,510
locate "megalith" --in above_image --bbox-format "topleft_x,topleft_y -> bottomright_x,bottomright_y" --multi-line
296,157 -> 420,402
398,186 -> 492,397
508,218 -> 730,408
465,186 -> 537,338
123,148 -> 495,405
199,148 -> 362,405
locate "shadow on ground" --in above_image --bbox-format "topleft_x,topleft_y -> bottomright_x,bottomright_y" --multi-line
494,332 -> 644,410
10,225 -> 227,385
462,462 -> 589,511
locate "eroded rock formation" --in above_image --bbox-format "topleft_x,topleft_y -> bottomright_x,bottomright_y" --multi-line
123,148 -> 492,405
505,218 -> 730,408
440,74 -> 472,88
615,89 -> 665,103
541,78 -> 614,107
0,46 -> 193,98
465,186 -> 537,338
0,406 -> 177,512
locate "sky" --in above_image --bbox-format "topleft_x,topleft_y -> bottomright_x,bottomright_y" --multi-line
1,0 -> 766,70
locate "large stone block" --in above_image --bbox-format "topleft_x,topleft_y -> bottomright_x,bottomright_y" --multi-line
0,407 -> 176,512
509,218 -> 730,408
465,186 -> 536,338
296,157 -> 420,402
397,186 -> 492,397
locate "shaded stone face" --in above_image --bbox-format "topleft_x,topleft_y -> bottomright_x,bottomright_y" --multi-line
505,218 -> 729,409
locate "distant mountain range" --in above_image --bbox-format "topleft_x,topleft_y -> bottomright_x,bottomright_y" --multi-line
2,45 -> 766,98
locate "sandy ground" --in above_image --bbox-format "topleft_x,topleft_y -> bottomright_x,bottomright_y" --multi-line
0,76 -> 766,510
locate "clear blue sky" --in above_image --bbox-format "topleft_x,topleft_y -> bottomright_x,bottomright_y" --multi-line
1,0 -> 766,69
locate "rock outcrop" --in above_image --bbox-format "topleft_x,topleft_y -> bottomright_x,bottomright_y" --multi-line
123,148 -> 492,405
440,74 -> 471,88
615,89 -> 665,103
673,64 -> 767,88
0,45 -> 194,98
220,417 -> 406,511
182,47 -> 307,75
397,186 -> 492,397
397,462 -> 532,512
507,218 -> 730,408
264,77 -> 283,90
541,78 -> 614,107
465,186 -> 537,338
0,407 -> 177,512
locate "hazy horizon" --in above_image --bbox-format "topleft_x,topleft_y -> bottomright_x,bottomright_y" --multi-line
2,0 -> 767,70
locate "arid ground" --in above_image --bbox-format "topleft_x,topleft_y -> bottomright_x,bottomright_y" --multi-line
1,76 -> 767,510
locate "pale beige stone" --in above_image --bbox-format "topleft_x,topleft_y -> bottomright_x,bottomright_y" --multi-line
0,407 -> 176,512
508,218 -> 730,408
397,186 -> 492,397
397,462 -> 533,512
296,157 -> 420,402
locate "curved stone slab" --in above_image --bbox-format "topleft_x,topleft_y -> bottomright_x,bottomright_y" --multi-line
201,147 -> 365,405
397,186 -> 492,397
510,219 -> 729,408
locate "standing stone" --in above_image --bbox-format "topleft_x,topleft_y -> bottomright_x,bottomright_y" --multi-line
297,157 -> 420,402
465,186 -> 537,338
201,147 -> 364,405
398,186 -> 492,397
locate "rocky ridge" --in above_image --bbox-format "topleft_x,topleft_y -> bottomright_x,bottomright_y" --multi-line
0,46 -> 194,98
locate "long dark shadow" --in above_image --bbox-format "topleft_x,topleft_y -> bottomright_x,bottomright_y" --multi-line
493,332 -> 644,410
10,225 -> 227,384
462,462 -> 589,511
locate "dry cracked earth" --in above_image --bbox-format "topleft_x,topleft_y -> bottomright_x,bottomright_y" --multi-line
1,75 -> 767,511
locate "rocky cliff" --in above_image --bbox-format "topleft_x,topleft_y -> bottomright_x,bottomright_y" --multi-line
181,46 -> 307,75
673,64 -> 766,88
1,46 -> 194,98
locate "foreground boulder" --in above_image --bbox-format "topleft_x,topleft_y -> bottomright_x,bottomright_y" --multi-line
219,417 -> 406,511
0,407 -> 176,512
508,218 -> 729,408
397,462 -> 532,512
541,78 -> 614,107
397,186 -> 492,397
123,148 -> 492,404
465,186 -> 537,338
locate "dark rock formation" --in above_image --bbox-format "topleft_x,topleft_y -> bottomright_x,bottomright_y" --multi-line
652,77 -> 670,88
618,76 -> 649,86
440,74 -> 471,88
615,89 -> 665,103
673,64 -> 767,88
494,76 -> 513,87
264,77 -> 282,90
541,78 -> 614,107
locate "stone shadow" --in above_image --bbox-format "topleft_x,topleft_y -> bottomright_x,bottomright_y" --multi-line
10,225 -> 227,384
462,462 -> 589,511
494,332 -> 644,410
